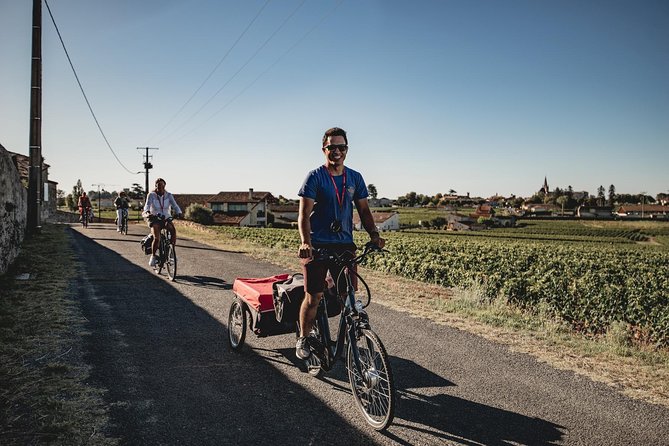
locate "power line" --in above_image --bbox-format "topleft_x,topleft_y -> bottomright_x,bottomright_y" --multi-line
171,0 -> 345,144
145,0 -> 272,145
44,0 -> 141,175
158,0 -> 308,145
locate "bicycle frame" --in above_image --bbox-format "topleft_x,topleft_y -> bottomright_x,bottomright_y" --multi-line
310,250 -> 371,377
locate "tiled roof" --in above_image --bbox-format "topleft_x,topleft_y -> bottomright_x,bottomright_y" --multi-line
7,150 -> 51,181
208,191 -> 274,203
213,213 -> 247,225
268,204 -> 299,212
173,194 -> 215,211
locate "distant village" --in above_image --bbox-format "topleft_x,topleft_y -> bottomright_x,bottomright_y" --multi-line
5,148 -> 669,232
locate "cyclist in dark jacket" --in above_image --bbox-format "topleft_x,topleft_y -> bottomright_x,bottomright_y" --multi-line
114,191 -> 131,232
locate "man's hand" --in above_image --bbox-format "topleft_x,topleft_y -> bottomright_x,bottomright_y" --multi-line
298,243 -> 313,259
370,232 -> 385,249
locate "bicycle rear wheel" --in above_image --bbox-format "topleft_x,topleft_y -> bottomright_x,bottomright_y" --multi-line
121,215 -> 128,234
346,328 -> 395,430
166,243 -> 177,281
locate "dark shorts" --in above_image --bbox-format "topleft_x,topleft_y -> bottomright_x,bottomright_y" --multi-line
301,243 -> 357,295
146,215 -> 167,229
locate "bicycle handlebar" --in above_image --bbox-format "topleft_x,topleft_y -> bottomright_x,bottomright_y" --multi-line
148,214 -> 174,222
313,242 -> 387,266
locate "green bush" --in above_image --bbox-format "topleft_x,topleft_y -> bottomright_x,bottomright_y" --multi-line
185,204 -> 214,225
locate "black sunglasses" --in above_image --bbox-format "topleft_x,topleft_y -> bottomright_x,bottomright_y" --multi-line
324,144 -> 348,152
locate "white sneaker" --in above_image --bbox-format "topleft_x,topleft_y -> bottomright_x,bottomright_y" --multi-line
296,337 -> 310,360
149,255 -> 158,266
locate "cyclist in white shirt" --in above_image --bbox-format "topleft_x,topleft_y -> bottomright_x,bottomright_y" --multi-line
142,178 -> 183,266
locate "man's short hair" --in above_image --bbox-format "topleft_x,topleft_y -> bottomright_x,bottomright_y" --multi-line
322,127 -> 348,147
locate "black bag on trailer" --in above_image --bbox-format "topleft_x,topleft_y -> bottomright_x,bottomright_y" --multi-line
272,273 -> 305,324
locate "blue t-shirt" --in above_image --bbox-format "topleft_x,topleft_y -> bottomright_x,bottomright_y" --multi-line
298,165 -> 369,244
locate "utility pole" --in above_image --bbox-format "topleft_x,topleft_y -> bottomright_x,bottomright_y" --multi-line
137,147 -> 158,197
27,0 -> 42,233
91,183 -> 118,222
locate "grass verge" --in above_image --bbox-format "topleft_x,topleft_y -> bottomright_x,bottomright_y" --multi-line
177,222 -> 669,407
0,224 -> 116,445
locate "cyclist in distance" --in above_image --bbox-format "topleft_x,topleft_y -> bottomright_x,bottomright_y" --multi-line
142,178 -> 183,267
114,191 -> 131,232
296,126 -> 385,360
77,191 -> 92,222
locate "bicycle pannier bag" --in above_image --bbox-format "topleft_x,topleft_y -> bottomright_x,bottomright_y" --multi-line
324,286 -> 343,318
272,273 -> 305,324
324,271 -> 343,318
140,234 -> 153,255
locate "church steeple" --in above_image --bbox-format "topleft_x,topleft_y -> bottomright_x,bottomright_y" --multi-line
541,176 -> 549,195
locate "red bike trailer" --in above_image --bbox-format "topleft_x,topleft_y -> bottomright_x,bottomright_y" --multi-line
231,274 -> 296,339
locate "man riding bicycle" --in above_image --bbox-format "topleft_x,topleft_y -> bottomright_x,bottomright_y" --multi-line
142,178 -> 182,267
77,192 -> 92,222
296,127 -> 385,360
114,191 -> 131,232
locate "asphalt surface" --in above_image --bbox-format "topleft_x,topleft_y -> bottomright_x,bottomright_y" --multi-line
67,222 -> 669,446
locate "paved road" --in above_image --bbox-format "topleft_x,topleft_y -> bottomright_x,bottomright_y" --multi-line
68,223 -> 668,445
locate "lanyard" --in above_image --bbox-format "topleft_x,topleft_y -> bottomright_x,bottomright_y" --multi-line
157,193 -> 166,214
326,166 -> 346,215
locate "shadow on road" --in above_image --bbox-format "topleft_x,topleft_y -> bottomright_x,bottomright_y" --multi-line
175,275 -> 232,290
383,356 -> 564,445
250,337 -> 565,445
177,244 -> 245,254
388,392 -> 565,446
67,228 -> 381,445
88,233 -> 245,255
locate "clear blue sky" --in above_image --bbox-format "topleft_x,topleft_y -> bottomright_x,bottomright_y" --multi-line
1,0 -> 668,200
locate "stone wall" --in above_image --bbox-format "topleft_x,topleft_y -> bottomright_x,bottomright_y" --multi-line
0,145 -> 27,275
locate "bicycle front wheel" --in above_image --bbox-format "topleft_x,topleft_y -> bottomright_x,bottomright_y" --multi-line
157,237 -> 167,274
346,328 -> 395,430
166,243 -> 177,281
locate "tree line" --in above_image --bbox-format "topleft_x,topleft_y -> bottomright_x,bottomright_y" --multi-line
393,185 -> 667,209
58,180 -> 146,210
